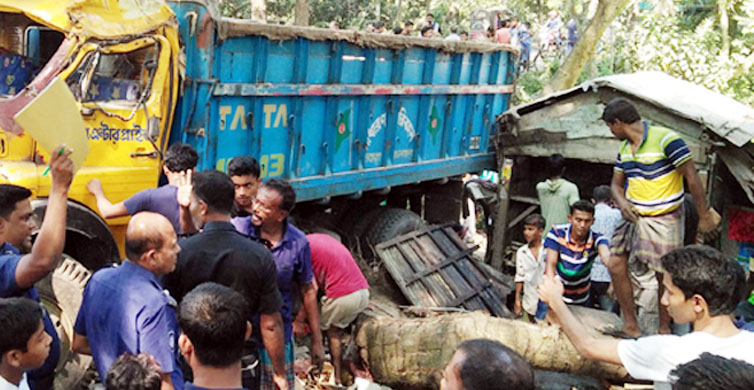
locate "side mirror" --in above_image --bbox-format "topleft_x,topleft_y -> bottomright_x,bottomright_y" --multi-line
147,116 -> 161,141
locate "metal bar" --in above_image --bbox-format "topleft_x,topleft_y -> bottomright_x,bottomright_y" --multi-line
291,153 -> 496,202
506,204 -> 539,231
213,83 -> 515,96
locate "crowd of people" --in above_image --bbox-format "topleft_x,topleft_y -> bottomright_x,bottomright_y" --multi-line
0,142 -> 371,390
1,95 -> 754,390
511,98 -> 754,389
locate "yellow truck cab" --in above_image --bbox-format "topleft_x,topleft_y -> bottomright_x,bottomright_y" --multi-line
0,1 -> 180,387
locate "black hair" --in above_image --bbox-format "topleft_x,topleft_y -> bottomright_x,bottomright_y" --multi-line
546,153 -> 566,178
105,353 -> 162,390
523,22 -> 531,28
163,143 -> 198,173
523,214 -> 545,230
421,25 -> 433,35
405,21 -> 414,26
570,199 -> 595,216
179,283 -> 248,367
592,185 -> 612,203
227,155 -> 260,179
393,26 -> 403,34
602,98 -> 641,124
426,13 -> 434,18
192,170 -> 235,215
0,184 -> 31,219
125,223 -> 165,262
460,30 -> 468,35
375,21 -> 385,29
670,353 -> 754,390
661,245 -> 746,316
0,297 -> 43,357
260,179 -> 296,212
456,339 -> 534,390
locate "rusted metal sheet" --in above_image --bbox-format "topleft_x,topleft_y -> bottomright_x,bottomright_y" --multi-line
374,223 -> 510,317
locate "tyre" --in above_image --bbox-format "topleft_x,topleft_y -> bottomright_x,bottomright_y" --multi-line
341,207 -> 382,253
364,208 -> 425,258
35,256 -> 94,390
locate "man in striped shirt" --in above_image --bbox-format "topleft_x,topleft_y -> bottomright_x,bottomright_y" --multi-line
544,200 -> 611,306
602,98 -> 720,337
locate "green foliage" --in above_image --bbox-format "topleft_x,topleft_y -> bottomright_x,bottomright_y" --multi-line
515,0 -> 754,107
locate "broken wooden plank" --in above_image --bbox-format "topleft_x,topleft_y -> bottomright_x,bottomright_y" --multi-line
375,224 -> 510,317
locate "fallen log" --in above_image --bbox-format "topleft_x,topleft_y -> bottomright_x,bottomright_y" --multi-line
356,308 -> 628,389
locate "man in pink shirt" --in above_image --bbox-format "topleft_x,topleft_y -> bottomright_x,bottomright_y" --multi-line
495,20 -> 511,44
295,233 -> 369,384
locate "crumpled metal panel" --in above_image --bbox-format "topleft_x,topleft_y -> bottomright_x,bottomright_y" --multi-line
589,72 -> 754,147
502,71 -> 754,147
0,0 -> 176,38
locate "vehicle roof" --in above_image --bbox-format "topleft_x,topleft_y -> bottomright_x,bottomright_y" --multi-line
0,0 -> 176,38
506,71 -> 754,147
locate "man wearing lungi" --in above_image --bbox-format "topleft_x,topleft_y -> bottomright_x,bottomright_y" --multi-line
602,98 -> 720,336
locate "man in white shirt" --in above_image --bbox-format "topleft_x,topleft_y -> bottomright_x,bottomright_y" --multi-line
514,214 -> 546,320
539,245 -> 754,390
445,26 -> 461,41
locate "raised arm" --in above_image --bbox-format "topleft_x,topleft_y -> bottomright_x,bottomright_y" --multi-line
15,146 -> 73,289
86,178 -> 129,219
538,274 -> 622,365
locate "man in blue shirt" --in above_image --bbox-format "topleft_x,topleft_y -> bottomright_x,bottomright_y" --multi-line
0,145 -> 73,390
87,142 -> 198,234
240,179 -> 324,390
72,212 -> 183,390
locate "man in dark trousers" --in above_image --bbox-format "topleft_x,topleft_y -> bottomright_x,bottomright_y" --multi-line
164,170 -> 287,390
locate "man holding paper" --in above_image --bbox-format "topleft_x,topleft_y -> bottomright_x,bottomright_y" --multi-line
0,145 -> 74,390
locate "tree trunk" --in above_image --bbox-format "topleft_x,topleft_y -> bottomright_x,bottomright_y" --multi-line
250,0 -> 266,21
294,0 -> 310,26
718,0 -> 730,58
356,309 -> 628,388
542,0 -> 630,95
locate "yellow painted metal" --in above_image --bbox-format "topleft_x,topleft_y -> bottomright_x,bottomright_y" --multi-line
0,0 -> 176,38
0,0 -> 181,255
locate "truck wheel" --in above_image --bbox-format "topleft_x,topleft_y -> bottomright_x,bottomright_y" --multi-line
341,207 -> 382,253
35,256 -> 93,390
365,208 -> 425,258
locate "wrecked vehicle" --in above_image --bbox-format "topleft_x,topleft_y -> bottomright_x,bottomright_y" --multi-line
0,0 -> 518,387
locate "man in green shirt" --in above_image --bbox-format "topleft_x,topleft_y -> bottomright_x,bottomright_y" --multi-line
536,154 -> 580,231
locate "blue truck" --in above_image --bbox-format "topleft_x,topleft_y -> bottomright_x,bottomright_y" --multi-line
0,0 -> 516,386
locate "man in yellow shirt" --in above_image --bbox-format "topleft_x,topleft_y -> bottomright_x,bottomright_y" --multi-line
602,98 -> 720,337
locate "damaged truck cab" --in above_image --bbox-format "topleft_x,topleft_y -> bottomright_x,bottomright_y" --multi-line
0,1 -> 517,388
0,1 -> 180,387
0,0 -> 180,264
